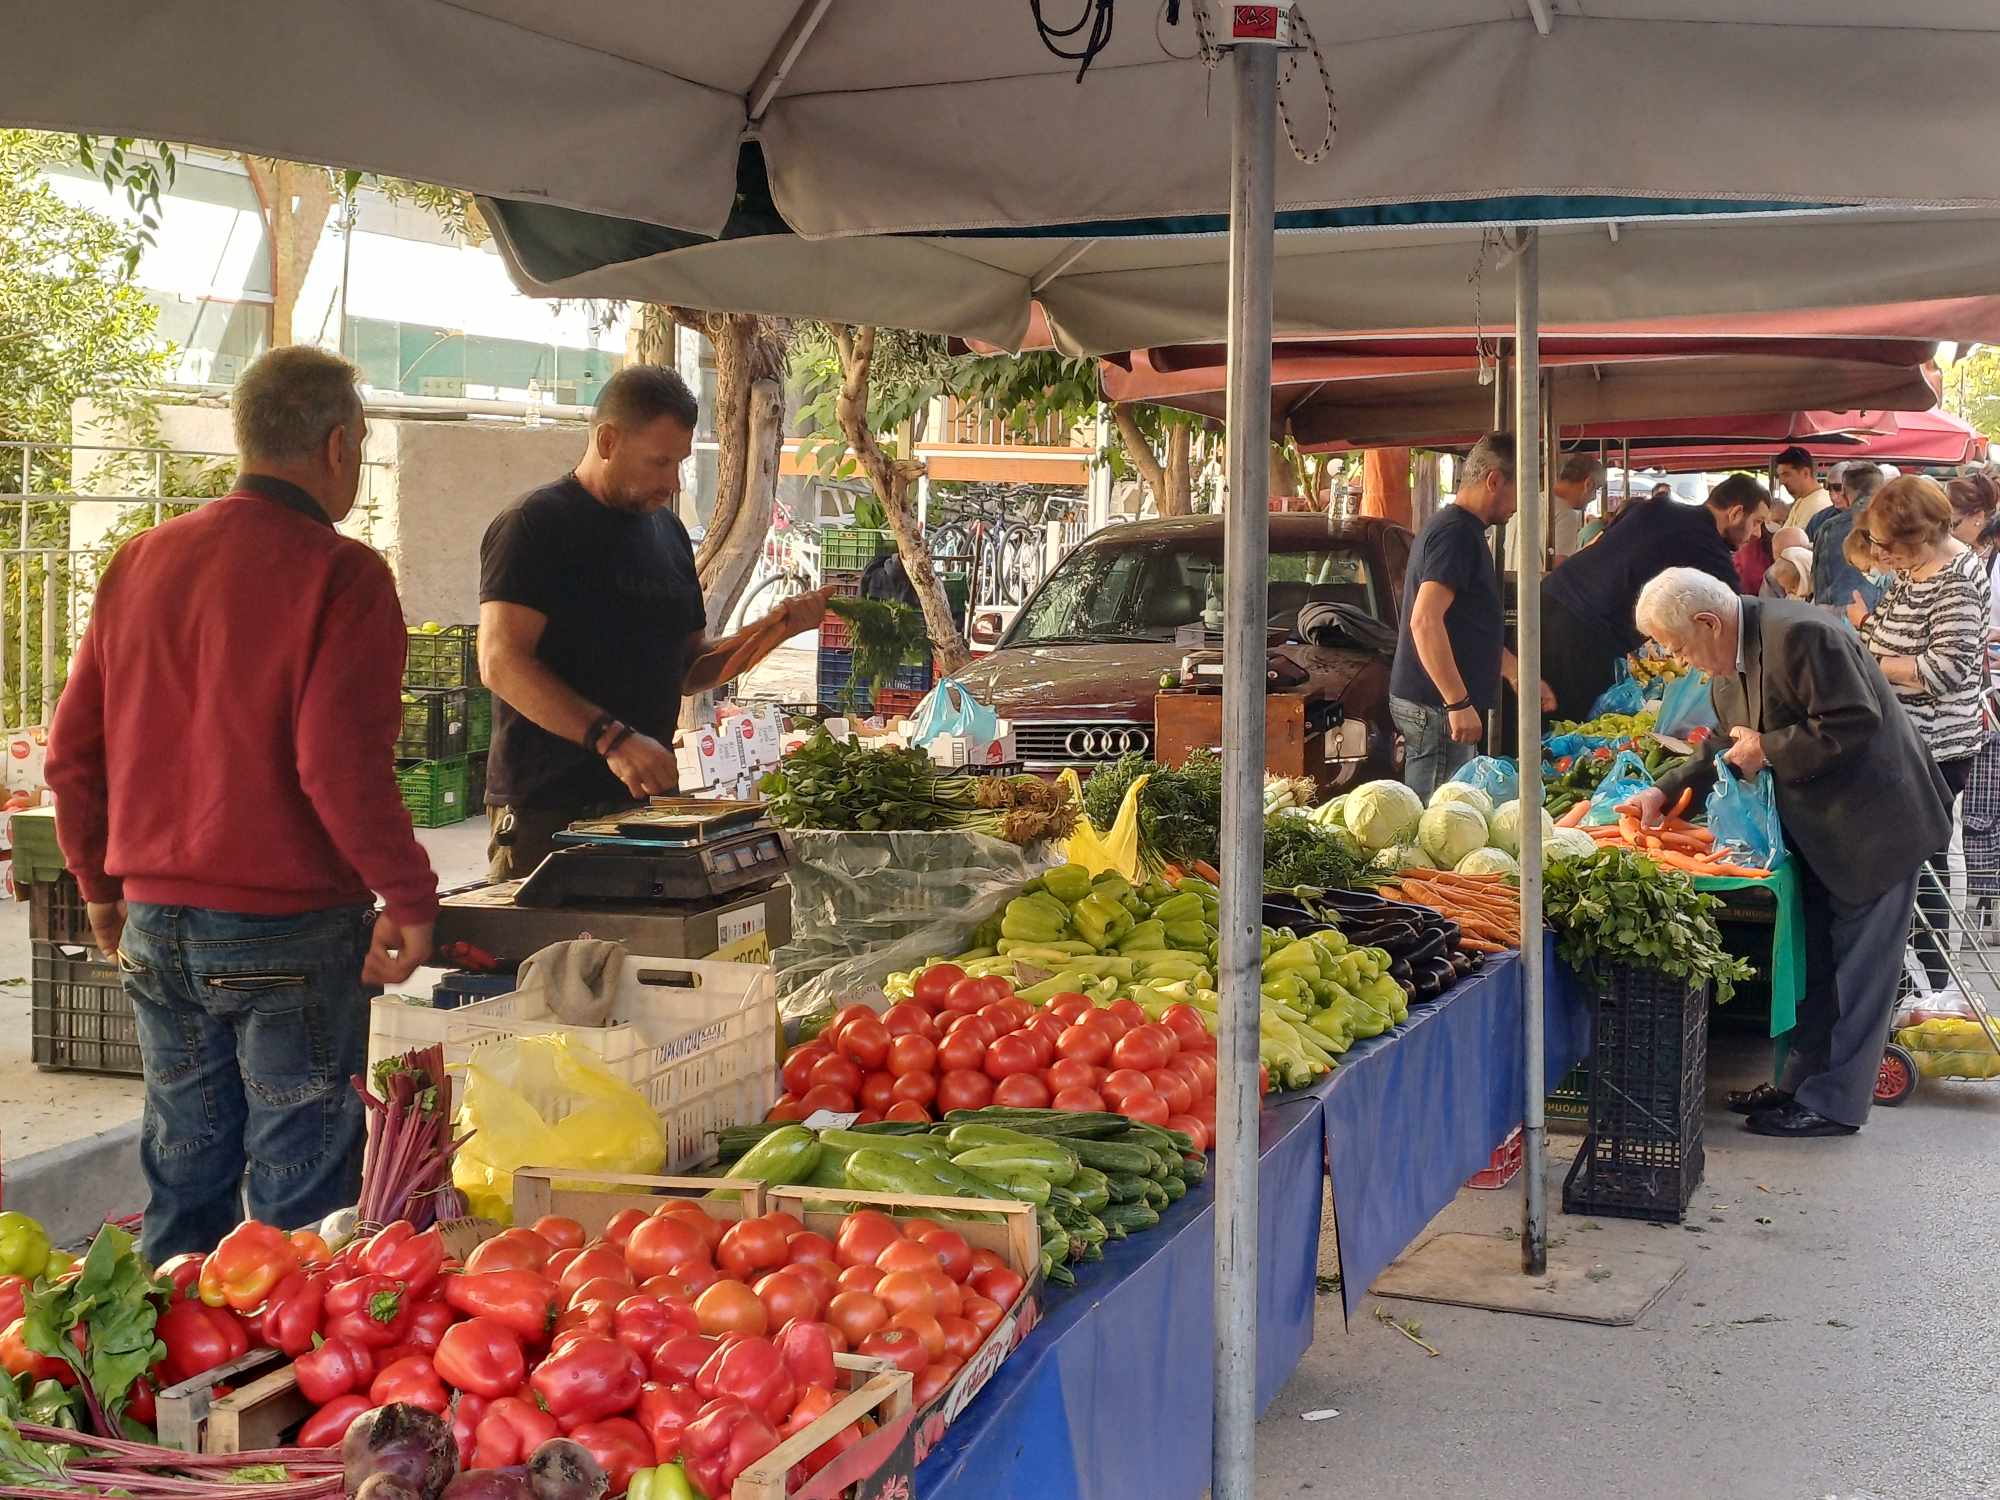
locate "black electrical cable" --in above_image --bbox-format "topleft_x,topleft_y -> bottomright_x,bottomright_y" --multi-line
1031,0 -> 1116,82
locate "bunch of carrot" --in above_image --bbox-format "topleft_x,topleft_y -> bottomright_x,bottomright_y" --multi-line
1375,869 -> 1522,953
1578,787 -> 1774,878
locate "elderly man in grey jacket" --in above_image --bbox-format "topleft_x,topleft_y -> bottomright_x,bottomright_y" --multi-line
1628,567 -> 1950,1137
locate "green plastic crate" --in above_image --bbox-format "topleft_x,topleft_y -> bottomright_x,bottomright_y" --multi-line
397,757 -> 471,828
1548,1062 -> 1591,1126
818,526 -> 892,571
404,624 -> 480,688
466,688 -> 493,752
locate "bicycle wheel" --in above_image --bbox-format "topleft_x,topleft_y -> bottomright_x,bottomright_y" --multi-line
730,569 -> 806,633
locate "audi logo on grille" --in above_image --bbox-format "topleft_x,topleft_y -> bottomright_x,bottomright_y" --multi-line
1065,727 -> 1151,757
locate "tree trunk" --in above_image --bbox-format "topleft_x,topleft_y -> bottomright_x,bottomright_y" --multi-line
1411,450 -> 1442,529
832,325 -> 971,673
1361,447 -> 1414,527
244,158 -> 335,347
1164,422 -> 1193,516
1109,404 -> 1169,517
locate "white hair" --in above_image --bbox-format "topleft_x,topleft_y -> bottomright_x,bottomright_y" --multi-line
1635,567 -> 1740,639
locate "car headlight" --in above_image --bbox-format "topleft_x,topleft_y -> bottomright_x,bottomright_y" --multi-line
1324,719 -> 1368,762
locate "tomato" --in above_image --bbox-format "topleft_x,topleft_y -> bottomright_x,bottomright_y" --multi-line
1055,1023 -> 1111,1065
852,1110 -> 884,1126
836,1264 -> 885,1295
913,1358 -> 963,1407
1164,1055 -> 1205,1092
1120,1091 -> 1172,1126
692,1279 -> 768,1337
982,1034 -> 1038,1079
559,1247 -> 633,1300
936,1068 -> 995,1113
1161,1003 -> 1212,1048
1043,1056 -> 1095,1094
884,1099 -> 932,1123
960,1294 -> 1003,1338
899,1219 -> 943,1243
1052,1086 -> 1106,1113
880,1003 -> 937,1040
942,977 -> 990,1015
887,1034 -> 938,1077
976,1001 -> 1020,1035
826,1290 -> 889,1345
858,1070 -> 898,1115
937,1314 -> 981,1361
874,1239 -> 941,1277
913,964 -> 966,1009
889,1310 -> 946,1360
593,1210 -> 646,1253
838,1017 -> 892,1071
780,1044 -> 828,1097
1193,1094 -> 1218,1134
873,1271 -> 936,1318
569,1276 -> 634,1312
922,1270 -> 962,1318
660,1201 -> 728,1254
1147,1068 -> 1194,1115
830,1003 -> 878,1040
1106,997 -> 1147,1030
808,1053 -> 865,1100
1047,993 -> 1093,1023
1080,1007 -> 1128,1042
786,1258 -> 840,1308
971,1267 -> 1026,1311
966,1249 -> 1005,1278
992,1073 -> 1051,1108
944,1014 -> 998,1049
533,1216 -> 587,1252
889,1072 -> 937,1109
787,1231 -> 837,1266
466,1228 -> 554,1275
836,1212 -> 902,1269
1020,1028 -> 1056,1069
717,1218 -> 791,1280
1166,1114 -> 1210,1153
918,1230 -> 972,1282
753,1269 -> 821,1326
858,1328 -> 929,1377
766,1099 -> 809,1122
796,1083 -> 857,1114
1182,1052 -> 1218,1094
1099,1068 -> 1152,1105
936,1029 -> 985,1073
1112,1026 -> 1173,1073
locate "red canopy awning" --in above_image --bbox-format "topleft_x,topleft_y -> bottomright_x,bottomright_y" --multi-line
1613,406 -> 1986,472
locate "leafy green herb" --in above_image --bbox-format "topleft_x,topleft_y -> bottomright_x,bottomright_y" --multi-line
759,730 -> 1077,844
22,1223 -> 166,1436
1261,815 -> 1371,890
1081,751 -> 1225,870
0,1373 -> 80,1432
1543,847 -> 1753,1003
826,596 -> 928,708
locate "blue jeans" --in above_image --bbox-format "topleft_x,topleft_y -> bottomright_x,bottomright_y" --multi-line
119,904 -> 373,1260
1390,696 -> 1475,802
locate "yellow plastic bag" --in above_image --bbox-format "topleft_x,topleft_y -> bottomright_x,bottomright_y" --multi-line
1057,768 -> 1149,882
452,1034 -> 668,1224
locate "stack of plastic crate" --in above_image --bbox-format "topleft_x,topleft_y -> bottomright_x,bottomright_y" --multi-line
399,625 -> 481,826
26,872 -> 141,1077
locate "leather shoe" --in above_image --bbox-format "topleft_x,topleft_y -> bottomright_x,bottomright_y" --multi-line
1745,1101 -> 1857,1138
1727,1083 -> 1793,1116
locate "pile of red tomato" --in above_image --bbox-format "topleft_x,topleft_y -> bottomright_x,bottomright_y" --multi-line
768,964 -> 1219,1153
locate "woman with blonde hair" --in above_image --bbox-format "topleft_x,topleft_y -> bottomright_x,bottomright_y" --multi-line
1846,475 -> 1992,990
1949,474 -> 2000,931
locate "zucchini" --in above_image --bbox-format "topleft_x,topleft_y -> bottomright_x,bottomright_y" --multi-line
1105,1173 -> 1153,1205
1062,1137 -> 1158,1176
715,1122 -> 786,1160
1048,1261 -> 1077,1287
718,1124 -> 820,1189
819,1128 -> 949,1159
976,1168 -> 1052,1207
1099,1201 -> 1160,1234
945,1123 -> 1080,1154
842,1148 -> 1014,1203
805,1150 -> 851,1189
949,1144 -> 1078,1186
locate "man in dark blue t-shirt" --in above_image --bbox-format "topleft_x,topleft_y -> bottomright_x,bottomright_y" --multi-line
1539,472 -> 1772,722
1389,432 -> 1548,797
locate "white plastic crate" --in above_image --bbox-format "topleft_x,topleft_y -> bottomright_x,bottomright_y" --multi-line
368,955 -> 779,1172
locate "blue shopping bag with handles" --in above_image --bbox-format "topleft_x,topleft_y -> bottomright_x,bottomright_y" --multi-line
907,676 -> 1000,748
1655,669 -> 1719,740
1706,764 -> 1787,869
1582,749 -> 1656,827
1585,662 -> 1646,721
1450,755 -> 1518,804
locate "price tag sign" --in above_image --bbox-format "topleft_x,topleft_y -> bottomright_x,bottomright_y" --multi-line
801,1109 -> 860,1131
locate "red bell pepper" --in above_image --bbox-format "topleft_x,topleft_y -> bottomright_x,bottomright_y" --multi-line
289,1230 -> 332,1269
555,1303 -> 617,1343
359,1222 -> 446,1300
680,1398 -> 780,1500
298,1394 -> 372,1449
442,1270 -> 560,1347
198,1221 -> 298,1312
257,1272 -> 327,1358
649,1334 -> 717,1387
0,1276 -> 25,1331
612,1297 -> 693,1362
773,1323 -> 836,1393
471,1395 -> 560,1469
0,1317 -> 75,1387
154,1255 -> 205,1304
569,1417 -> 655,1496
154,1300 -> 248,1386
777,1385 -> 869,1480
529,1334 -> 645,1431
405,1298 -> 456,1355
370,1354 -> 449,1416
434,1317 -> 527,1399
292,1335 -> 374,1406
325,1275 -> 413,1349
635,1383 -> 704,1464
450,1391 -> 492,1461
695,1337 -> 795,1426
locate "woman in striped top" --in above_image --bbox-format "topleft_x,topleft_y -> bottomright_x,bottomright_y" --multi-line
1846,475 -> 1992,993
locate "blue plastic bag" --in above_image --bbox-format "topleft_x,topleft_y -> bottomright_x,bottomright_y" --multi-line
1655,669 -> 1718,740
1450,755 -> 1519,804
1706,765 -> 1787,869
1585,663 -> 1646,721
907,676 -> 999,748
1582,749 -> 1656,827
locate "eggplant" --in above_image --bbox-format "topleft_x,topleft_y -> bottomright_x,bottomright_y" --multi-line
1401,929 -> 1450,970
1389,958 -> 1414,986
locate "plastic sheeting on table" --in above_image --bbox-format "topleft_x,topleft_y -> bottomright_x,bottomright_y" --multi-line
1322,942 -> 1591,1322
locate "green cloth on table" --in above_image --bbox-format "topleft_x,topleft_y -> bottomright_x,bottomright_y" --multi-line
9,807 -> 64,887
1694,859 -> 1803,1036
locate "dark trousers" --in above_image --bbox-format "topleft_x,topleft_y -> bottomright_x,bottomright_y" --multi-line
1787,861 -> 1922,1127
1912,756 -> 1974,990
486,800 -> 638,882
1540,588 -> 1622,725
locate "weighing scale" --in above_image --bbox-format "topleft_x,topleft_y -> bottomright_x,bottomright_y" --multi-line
515,798 -> 794,908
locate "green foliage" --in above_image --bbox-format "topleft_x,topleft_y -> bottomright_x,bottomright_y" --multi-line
826,596 -> 927,706
953,349 -> 1201,486
23,1222 -> 167,1431
1543,847 -> 1754,1004
1081,751 -> 1225,870
1941,345 -> 2000,441
789,324 -> 957,476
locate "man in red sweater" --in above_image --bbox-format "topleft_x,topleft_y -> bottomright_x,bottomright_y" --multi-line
46,346 -> 437,1259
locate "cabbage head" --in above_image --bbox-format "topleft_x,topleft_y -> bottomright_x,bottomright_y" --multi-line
1417,802 -> 1488,867
1342,780 -> 1423,851
1488,798 -> 1557,855
1547,826 -> 1599,864
1371,842 -> 1438,874
1456,846 -> 1520,878
1428,781 -> 1494,820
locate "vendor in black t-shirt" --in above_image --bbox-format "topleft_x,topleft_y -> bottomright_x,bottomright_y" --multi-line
1539,472 -> 1771,722
478,365 -> 831,879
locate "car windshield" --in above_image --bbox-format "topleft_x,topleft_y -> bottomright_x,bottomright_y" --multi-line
1007,536 -> 1380,646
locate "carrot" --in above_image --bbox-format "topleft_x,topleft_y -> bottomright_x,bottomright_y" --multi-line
1190,859 -> 1222,885
1457,937 -> 1509,954
1669,786 -> 1693,818
1556,801 -> 1589,828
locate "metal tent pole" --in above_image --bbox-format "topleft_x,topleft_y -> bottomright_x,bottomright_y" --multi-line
1213,37 -> 1277,1500
1513,229 -> 1548,1277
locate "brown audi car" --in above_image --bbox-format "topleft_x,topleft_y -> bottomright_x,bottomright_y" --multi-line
951,514 -> 1413,790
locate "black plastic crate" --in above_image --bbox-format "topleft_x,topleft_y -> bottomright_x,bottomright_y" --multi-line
466,689 -> 493,753
31,941 -> 142,1077
27,873 -> 94,948
404,624 -> 480,688
1562,964 -> 1707,1223
397,688 -> 471,760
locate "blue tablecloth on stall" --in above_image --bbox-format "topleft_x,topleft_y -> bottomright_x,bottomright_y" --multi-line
917,950 -> 1580,1500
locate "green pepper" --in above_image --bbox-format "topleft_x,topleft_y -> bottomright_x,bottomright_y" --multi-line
1164,918 -> 1212,949
1116,920 -> 1167,953
1041,864 -> 1094,904
1090,872 -> 1134,904
1001,894 -> 1070,944
1073,892 -> 1134,949
628,1466 -> 701,1500
1172,876 -> 1218,899
1149,891 -> 1204,924
0,1214 -> 51,1280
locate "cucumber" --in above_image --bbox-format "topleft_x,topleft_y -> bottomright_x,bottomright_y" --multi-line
1048,1261 -> 1077,1287
1142,1181 -> 1169,1211
974,1168 -> 1052,1207
718,1124 -> 820,1190
850,1120 -> 936,1136
943,1110 -> 1129,1140
1105,1173 -> 1154,1204
1178,1154 -> 1208,1184
1100,1202 -> 1160,1234
1062,1137 -> 1158,1176
1120,1121 -> 1199,1157
1159,1174 -> 1187,1203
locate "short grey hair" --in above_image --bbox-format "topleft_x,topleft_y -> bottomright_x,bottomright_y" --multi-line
1635,566 -> 1739,640
1842,461 -> 1885,508
232,346 -> 363,462
1558,452 -> 1604,487
1460,431 -> 1517,491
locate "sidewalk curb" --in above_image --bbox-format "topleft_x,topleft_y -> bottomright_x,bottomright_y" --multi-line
6,1119 -> 146,1245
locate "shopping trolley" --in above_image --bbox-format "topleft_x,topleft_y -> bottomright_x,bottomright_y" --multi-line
1874,836 -> 2000,1107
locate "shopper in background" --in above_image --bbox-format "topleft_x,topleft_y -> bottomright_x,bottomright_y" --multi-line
1773,445 -> 1833,532
1633,568 -> 1949,1137
1963,499 -> 2000,936
1765,546 -> 1817,602
45,346 -> 439,1260
1846,477 -> 1991,998
1947,471 -> 1999,550
1388,432 -> 1548,798
1811,460 -> 1886,615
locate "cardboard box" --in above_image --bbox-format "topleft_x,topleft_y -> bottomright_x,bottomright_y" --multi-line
923,719 -> 1017,769
675,723 -> 733,790
749,707 -> 784,768
431,878 -> 791,968
5,729 -> 48,795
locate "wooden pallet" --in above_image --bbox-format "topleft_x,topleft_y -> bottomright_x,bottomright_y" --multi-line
153,1347 -> 291,1453
204,1361 -> 315,1454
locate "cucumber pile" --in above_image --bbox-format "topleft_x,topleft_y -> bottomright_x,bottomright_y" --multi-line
715,1109 -> 1205,1287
